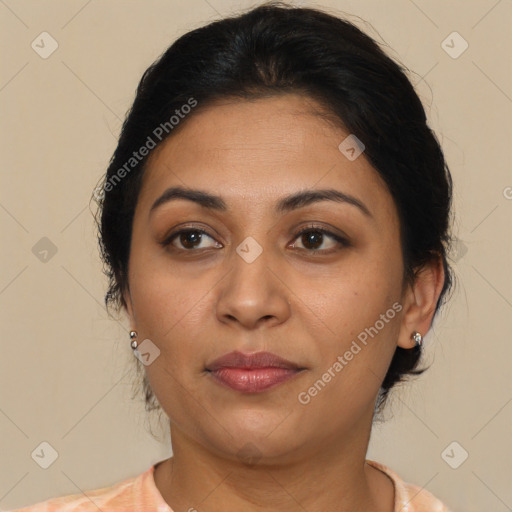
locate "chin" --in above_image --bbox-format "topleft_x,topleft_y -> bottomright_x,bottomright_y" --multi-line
206,420 -> 307,465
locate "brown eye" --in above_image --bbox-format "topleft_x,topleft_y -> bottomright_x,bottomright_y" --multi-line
162,229 -> 221,251
299,230 -> 325,250
291,226 -> 350,253
178,230 -> 203,249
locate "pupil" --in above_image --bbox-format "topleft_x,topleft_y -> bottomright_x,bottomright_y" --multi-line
304,230 -> 322,249
182,231 -> 201,248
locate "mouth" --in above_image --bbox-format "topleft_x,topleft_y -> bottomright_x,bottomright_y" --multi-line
205,351 -> 306,393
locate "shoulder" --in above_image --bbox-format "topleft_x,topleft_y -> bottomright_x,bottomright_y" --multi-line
8,465 -> 170,512
366,459 -> 453,512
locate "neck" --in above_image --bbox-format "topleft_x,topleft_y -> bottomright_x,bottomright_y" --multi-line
154,411 -> 395,512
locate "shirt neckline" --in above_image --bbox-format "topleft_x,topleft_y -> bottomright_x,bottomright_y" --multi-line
144,458 -> 403,512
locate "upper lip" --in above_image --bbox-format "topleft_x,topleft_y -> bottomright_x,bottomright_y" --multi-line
206,351 -> 302,371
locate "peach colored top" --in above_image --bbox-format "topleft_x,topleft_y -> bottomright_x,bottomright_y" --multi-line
10,459 -> 452,511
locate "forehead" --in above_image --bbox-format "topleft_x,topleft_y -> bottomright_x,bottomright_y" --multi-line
137,94 -> 393,218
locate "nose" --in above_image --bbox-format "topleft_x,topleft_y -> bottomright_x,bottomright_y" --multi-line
215,243 -> 291,330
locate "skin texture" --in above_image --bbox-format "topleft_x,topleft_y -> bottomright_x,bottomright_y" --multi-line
123,94 -> 445,512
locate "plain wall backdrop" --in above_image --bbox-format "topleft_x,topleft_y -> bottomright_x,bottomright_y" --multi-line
1,1 -> 511,511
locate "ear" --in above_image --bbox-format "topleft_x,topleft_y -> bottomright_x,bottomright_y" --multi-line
397,255 -> 445,349
122,285 -> 136,329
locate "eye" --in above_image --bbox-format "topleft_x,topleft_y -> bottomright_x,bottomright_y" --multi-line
290,225 -> 350,253
160,224 -> 350,254
161,228 -> 222,251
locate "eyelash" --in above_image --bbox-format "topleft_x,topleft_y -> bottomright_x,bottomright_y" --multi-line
160,224 -> 350,254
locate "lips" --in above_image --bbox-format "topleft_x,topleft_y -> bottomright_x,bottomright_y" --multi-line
205,351 -> 305,393
206,350 -> 302,372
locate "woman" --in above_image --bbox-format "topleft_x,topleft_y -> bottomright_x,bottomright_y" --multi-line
14,2 -> 454,511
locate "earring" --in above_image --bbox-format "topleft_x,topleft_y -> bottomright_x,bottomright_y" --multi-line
412,331 -> 423,347
130,330 -> 138,350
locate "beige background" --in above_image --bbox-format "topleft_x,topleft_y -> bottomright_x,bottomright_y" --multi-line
1,1 -> 511,511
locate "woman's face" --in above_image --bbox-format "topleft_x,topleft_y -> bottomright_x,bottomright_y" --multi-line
124,94 -> 417,463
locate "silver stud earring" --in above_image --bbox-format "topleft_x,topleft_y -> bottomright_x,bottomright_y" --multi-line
412,331 -> 423,347
130,330 -> 138,350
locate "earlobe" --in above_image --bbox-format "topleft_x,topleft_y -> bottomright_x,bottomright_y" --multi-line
397,256 -> 445,349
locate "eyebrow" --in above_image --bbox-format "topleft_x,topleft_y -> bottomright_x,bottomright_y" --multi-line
149,186 -> 372,218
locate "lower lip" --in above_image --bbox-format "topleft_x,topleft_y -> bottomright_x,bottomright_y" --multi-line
208,367 -> 302,393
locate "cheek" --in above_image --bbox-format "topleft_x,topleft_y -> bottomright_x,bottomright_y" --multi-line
129,263 -> 211,415
315,251 -> 403,335
129,251 -> 211,338
300,248 -> 404,391
127,256 -> 221,401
